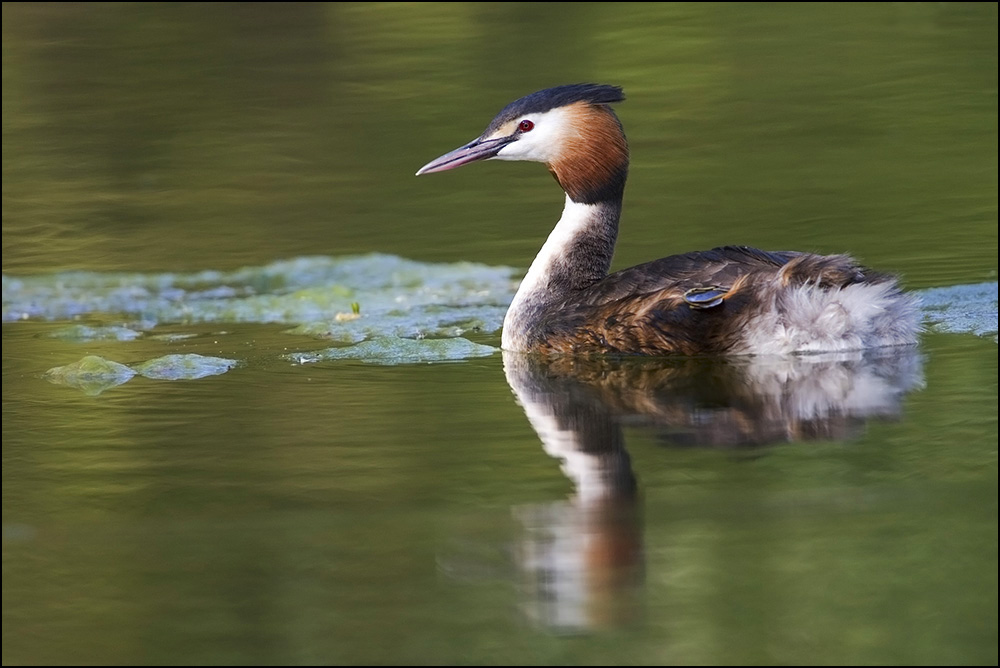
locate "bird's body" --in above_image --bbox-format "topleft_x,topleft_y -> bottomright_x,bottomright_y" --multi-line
417,84 -> 920,355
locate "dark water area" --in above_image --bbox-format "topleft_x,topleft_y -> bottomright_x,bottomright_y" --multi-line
3,3 -> 997,665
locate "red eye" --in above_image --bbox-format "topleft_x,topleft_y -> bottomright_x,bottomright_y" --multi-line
518,119 -> 534,133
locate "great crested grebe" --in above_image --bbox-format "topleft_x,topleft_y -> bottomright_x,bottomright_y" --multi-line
417,84 -> 921,355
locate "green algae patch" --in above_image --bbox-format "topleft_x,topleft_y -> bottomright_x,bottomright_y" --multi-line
5,258 -> 997,348
44,353 -> 239,394
133,354 -> 239,380
285,321 -> 368,344
1,255 -> 516,334
147,332 -> 200,342
921,282 -> 998,340
286,336 -> 497,365
48,324 -> 143,341
44,355 -> 137,396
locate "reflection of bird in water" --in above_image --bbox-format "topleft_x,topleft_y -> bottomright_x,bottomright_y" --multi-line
523,348 -> 925,448
418,84 -> 921,355
501,347 -> 923,631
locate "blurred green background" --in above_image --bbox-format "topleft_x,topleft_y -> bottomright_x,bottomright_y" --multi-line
3,3 -> 996,285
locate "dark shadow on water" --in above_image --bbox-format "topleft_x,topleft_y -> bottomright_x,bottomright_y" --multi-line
498,347 -> 925,633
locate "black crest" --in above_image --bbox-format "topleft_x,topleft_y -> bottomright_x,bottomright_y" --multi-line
484,84 -> 625,134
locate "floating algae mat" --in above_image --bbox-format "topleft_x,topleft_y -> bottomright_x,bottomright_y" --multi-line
920,282 -> 999,342
42,354 -> 238,395
3,253 -> 513,345
4,256 -> 996,394
6,255 -> 993,341
133,354 -> 240,380
285,336 -> 497,366
5,255 -> 510,390
42,355 -> 139,396
2,254 -> 514,337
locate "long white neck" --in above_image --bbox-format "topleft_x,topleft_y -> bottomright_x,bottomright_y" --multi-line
502,197 -> 621,351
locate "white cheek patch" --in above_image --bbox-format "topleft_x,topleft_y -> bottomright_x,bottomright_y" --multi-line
493,108 -> 573,163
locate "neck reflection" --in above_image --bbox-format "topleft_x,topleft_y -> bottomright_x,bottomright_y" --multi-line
502,347 -> 924,632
